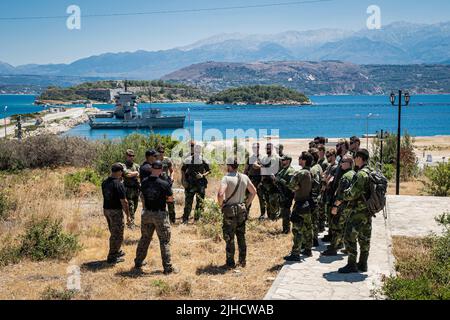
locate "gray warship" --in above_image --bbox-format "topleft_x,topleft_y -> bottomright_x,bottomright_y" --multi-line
88,88 -> 186,129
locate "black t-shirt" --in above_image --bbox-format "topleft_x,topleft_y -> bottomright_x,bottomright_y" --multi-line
141,176 -> 173,211
140,161 -> 152,182
102,177 -> 126,209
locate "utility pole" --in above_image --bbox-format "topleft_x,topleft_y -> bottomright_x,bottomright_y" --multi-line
3,106 -> 7,139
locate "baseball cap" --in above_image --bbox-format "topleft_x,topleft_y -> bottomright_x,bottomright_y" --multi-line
126,149 -> 135,156
152,160 -> 163,169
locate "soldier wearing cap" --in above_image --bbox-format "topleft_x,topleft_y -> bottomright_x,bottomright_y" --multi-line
140,149 -> 159,182
274,155 -> 296,234
101,163 -> 131,264
181,143 -> 211,223
123,149 -> 140,228
135,160 -> 178,274
156,145 -> 176,224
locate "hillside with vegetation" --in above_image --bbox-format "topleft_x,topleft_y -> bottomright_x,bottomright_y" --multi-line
38,80 -> 208,103
207,85 -> 310,105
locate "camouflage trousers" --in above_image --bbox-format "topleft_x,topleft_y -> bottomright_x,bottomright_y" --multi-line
183,185 -> 206,221
311,200 -> 320,241
125,187 -> 140,223
344,211 -> 372,264
291,211 -> 313,255
280,194 -> 294,233
222,209 -> 247,265
168,202 -> 176,224
329,207 -> 351,250
259,182 -> 280,220
104,209 -> 124,261
135,210 -> 173,271
318,200 -> 326,231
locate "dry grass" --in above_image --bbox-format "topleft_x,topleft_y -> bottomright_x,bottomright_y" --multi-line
387,178 -> 426,196
0,167 -> 289,300
391,236 -> 434,279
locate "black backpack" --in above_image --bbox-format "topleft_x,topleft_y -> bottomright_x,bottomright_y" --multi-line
362,168 -> 388,217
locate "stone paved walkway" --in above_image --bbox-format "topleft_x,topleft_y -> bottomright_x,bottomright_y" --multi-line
265,195 -> 450,300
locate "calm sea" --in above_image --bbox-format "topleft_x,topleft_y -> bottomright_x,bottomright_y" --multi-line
1,94 -> 450,139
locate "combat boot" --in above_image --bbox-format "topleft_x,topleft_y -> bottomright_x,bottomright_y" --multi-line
107,257 -> 125,264
134,261 -> 147,270
164,266 -> 180,275
226,260 -> 236,269
301,249 -> 313,257
284,254 -> 301,262
321,248 -> 338,256
358,253 -> 369,272
338,262 -> 358,273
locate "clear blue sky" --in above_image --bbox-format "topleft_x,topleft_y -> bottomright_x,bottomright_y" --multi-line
1,0 -> 449,66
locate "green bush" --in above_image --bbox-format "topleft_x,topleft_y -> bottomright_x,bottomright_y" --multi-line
94,133 -> 179,176
18,215 -> 81,262
382,164 -> 395,181
382,212 -> 450,300
64,168 -> 102,194
423,162 -> 450,197
0,191 -> 13,220
41,287 -> 77,300
197,199 -> 223,242
0,134 -> 97,171
371,131 -> 419,181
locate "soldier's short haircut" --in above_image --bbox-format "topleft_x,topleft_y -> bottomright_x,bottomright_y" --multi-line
350,136 -> 361,144
309,141 -> 317,148
146,149 -> 157,157
299,152 -> 314,167
315,137 -> 326,145
111,163 -> 124,173
355,149 -> 370,162
318,144 -> 326,152
308,148 -> 320,163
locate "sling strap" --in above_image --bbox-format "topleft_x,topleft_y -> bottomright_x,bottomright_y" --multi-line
224,173 -> 242,205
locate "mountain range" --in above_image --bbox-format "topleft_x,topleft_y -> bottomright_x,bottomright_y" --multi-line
162,61 -> 450,95
1,21 -> 450,80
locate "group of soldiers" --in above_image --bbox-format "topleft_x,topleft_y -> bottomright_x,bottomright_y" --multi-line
242,136 -> 374,273
101,136 -> 375,275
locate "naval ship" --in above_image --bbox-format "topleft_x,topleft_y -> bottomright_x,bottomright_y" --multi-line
88,87 -> 186,129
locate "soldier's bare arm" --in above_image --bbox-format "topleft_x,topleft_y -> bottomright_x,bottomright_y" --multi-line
121,198 -> 131,223
217,180 -> 227,208
246,179 -> 257,208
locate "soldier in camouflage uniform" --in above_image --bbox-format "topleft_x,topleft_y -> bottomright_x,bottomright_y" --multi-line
244,143 -> 265,217
309,148 -> 323,246
123,149 -> 140,228
259,143 -> 280,220
339,149 -> 372,274
284,152 -> 314,262
135,161 -> 178,274
274,155 -> 296,234
317,145 -> 328,232
181,144 -> 211,223
157,146 -> 176,224
321,154 -> 355,256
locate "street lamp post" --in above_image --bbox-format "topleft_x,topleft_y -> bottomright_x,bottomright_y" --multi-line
390,90 -> 410,195
366,113 -> 373,149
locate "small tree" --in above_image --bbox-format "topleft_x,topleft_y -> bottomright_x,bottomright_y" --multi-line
424,162 -> 450,197
371,131 -> 419,181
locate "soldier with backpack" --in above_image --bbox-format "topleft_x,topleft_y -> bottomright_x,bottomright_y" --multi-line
339,149 -> 387,273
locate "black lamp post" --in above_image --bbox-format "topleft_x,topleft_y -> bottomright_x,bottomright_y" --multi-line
390,90 -> 410,195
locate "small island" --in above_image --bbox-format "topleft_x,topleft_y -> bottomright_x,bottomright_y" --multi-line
207,85 -> 311,105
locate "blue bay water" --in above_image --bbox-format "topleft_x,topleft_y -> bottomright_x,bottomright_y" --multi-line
1,94 -> 450,139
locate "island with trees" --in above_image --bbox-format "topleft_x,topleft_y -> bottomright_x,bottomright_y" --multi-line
207,85 -> 311,105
